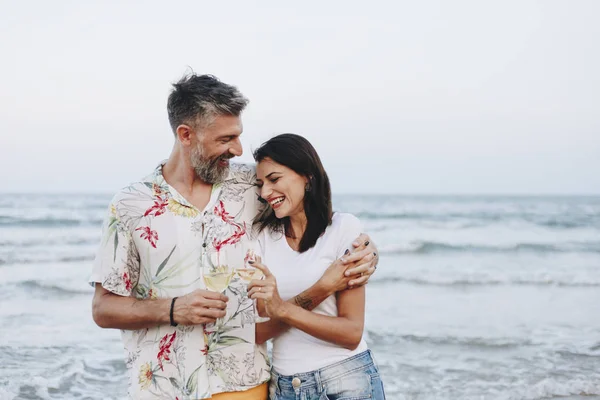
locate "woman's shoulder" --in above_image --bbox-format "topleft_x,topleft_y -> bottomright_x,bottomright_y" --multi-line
332,212 -> 362,230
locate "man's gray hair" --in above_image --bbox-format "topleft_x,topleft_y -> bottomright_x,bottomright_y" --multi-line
167,73 -> 248,133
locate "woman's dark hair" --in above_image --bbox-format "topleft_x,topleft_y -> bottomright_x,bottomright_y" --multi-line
253,133 -> 333,253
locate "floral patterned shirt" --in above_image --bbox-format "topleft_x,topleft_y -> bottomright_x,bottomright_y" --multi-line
90,162 -> 270,399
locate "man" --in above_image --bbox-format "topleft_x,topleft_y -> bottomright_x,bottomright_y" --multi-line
91,73 -> 378,399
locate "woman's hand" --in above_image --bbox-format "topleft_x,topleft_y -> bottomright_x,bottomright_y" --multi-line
247,260 -> 288,319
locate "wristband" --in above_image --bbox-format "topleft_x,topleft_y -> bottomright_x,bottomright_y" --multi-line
170,297 -> 178,327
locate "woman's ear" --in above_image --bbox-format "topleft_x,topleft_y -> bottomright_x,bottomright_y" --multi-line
305,176 -> 312,192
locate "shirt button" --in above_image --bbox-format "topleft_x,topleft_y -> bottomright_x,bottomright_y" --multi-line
292,377 -> 301,388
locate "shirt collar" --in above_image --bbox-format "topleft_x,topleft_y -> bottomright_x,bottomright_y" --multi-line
152,160 -> 224,213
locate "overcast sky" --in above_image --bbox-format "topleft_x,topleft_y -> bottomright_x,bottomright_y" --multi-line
1,0 -> 598,194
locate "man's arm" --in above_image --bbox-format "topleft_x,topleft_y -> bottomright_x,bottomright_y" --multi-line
255,234 -> 378,344
289,233 -> 378,309
255,277 -> 334,344
256,273 -> 366,350
92,284 -> 228,330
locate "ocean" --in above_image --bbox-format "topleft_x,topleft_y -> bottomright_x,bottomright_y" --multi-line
1,194 -> 599,399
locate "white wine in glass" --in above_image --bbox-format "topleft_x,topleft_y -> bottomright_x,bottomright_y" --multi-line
202,250 -> 233,327
235,268 -> 260,283
204,270 -> 233,292
237,249 -> 269,323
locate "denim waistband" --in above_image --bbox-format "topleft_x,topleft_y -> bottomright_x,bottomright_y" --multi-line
271,349 -> 377,391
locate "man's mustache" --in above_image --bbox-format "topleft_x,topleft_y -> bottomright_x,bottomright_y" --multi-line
218,153 -> 234,161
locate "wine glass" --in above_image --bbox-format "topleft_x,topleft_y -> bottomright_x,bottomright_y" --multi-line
235,249 -> 270,323
202,249 -> 233,327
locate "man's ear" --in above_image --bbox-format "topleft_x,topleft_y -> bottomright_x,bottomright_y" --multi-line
176,124 -> 194,145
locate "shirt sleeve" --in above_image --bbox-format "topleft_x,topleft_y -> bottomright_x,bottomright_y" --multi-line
89,198 -> 140,297
335,213 -> 363,259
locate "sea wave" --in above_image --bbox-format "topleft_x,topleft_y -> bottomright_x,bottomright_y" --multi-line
0,351 -> 126,400
558,349 -> 600,359
380,241 -> 600,255
16,280 -> 92,297
367,330 -> 533,349
0,254 -> 95,266
356,211 -> 599,229
502,378 -> 600,400
0,216 -> 104,227
371,276 -> 600,288
0,238 -> 97,247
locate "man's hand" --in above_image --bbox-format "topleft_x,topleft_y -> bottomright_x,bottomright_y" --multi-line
342,233 -> 379,288
172,289 -> 228,325
316,233 -> 379,294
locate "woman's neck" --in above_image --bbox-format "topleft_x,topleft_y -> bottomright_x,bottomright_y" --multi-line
286,213 -> 307,240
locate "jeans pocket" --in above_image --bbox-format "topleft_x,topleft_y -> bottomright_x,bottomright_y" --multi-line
323,369 -> 372,400
370,373 -> 387,400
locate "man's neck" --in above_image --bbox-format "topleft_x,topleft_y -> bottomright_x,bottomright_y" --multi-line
162,149 -> 213,210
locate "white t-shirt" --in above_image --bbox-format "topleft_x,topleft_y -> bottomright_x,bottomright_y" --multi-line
257,212 -> 369,375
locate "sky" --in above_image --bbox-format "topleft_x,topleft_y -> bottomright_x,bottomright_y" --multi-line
0,0 -> 598,195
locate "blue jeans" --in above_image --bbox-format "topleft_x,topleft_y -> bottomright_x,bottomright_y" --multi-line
269,349 -> 386,400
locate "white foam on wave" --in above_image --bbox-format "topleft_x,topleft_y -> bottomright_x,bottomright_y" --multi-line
501,378 -> 600,400
379,240 -> 600,255
0,351 -> 127,400
0,386 -> 17,400
0,375 -> 53,400
372,275 -> 600,288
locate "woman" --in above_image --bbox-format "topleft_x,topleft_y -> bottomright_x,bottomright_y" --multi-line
247,134 -> 386,400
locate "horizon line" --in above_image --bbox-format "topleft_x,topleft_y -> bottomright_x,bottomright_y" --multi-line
1,191 -> 599,197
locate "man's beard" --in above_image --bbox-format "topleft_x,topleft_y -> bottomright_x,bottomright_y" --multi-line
190,146 -> 232,184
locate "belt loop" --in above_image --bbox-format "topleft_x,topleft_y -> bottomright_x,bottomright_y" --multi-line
315,369 -> 324,394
